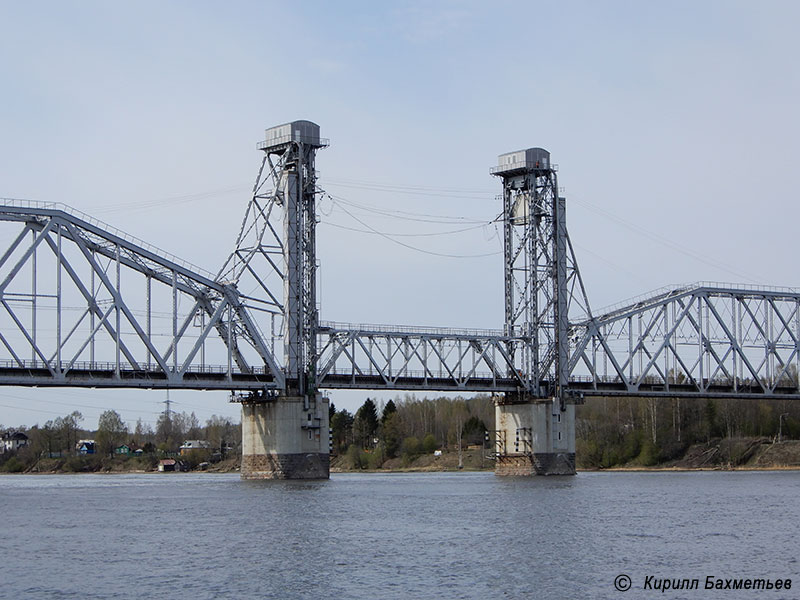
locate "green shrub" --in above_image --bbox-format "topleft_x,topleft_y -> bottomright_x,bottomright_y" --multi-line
367,446 -> 385,469
637,438 -> 660,466
345,444 -> 365,469
399,437 -> 422,467
3,457 -> 25,473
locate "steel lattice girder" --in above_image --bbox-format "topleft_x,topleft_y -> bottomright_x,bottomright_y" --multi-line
568,284 -> 800,398
0,202 -> 283,390
315,322 -> 530,392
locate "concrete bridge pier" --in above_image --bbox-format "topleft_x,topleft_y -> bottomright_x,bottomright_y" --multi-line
494,395 -> 576,476
240,393 -> 329,479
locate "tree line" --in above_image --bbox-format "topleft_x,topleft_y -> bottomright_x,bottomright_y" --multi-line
3,392 -> 798,472
576,395 -> 800,468
331,392 -> 800,470
0,409 -> 240,472
329,394 -> 494,468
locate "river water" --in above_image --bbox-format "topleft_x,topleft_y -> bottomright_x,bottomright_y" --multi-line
1,471 -> 798,599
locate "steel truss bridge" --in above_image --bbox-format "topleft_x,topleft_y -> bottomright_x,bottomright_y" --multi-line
0,122 -> 798,403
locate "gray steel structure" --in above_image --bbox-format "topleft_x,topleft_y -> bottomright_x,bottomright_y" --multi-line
0,124 -> 798,403
0,201 -> 281,390
569,283 -> 800,399
217,121 -> 326,398
491,149 -> 591,403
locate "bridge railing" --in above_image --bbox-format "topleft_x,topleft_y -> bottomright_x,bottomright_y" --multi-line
319,320 -> 506,339
592,281 -> 800,320
0,358 -> 272,375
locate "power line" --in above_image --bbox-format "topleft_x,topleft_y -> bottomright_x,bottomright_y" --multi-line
325,177 -> 494,198
87,185 -> 248,216
325,195 -> 501,259
324,192 -> 491,225
569,193 -> 765,285
322,219 -> 490,238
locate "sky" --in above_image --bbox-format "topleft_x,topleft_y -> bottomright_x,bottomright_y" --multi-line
1,0 -> 799,430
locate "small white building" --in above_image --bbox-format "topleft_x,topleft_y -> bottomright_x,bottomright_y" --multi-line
179,440 -> 211,456
1,431 -> 29,454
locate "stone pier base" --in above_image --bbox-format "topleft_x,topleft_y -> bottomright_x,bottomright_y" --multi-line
241,393 -> 329,480
494,396 -> 577,476
241,452 -> 329,480
495,453 -> 576,476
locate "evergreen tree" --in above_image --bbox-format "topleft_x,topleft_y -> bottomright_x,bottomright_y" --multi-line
330,409 -> 354,453
382,413 -> 402,458
462,416 -> 487,446
353,398 -> 379,448
381,399 -> 397,424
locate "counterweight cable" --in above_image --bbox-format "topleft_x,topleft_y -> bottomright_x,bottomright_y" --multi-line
321,193 -> 502,259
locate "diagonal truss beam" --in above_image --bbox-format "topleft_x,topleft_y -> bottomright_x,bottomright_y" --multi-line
569,284 -> 800,398
0,201 -> 283,390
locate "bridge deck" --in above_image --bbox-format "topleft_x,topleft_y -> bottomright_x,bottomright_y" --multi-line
1,362 -> 798,399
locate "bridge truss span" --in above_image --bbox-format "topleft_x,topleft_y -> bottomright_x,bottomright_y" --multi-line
0,200 -> 283,390
315,321 -> 528,392
569,284 -> 800,398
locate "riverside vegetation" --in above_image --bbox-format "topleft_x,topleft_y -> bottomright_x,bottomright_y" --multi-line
329,393 -> 800,471
2,394 -> 799,473
0,409 -> 240,474
330,395 -> 800,470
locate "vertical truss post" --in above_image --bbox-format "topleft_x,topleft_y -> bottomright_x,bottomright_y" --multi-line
115,242 -> 121,377
554,195 -> 568,402
31,228 -> 37,364
90,252 -> 95,365
56,224 -> 62,371
145,275 -> 150,370
282,139 -> 319,396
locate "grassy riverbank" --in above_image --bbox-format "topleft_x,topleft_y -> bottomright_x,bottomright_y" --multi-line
0,454 -> 240,474
4,439 -> 800,474
332,439 -> 800,473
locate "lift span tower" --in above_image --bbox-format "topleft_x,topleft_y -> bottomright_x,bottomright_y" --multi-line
231,123 -> 585,477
